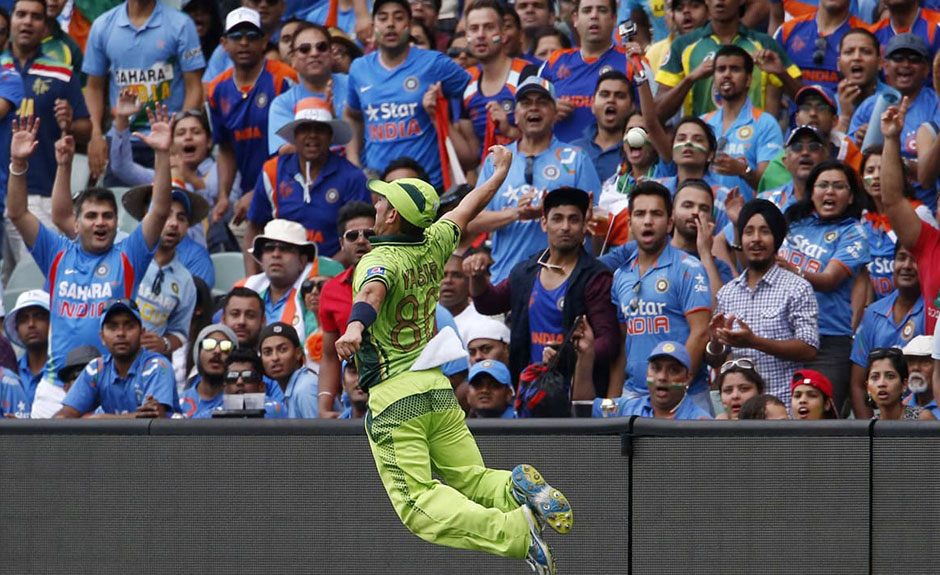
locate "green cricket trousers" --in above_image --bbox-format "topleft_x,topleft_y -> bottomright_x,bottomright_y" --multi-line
365,367 -> 531,558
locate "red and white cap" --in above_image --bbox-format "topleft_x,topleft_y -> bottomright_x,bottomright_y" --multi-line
276,98 -> 352,146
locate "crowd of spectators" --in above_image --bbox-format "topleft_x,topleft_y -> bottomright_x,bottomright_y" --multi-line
0,0 -> 937,422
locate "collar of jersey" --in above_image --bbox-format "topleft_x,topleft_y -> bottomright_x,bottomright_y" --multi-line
116,1 -> 164,29
626,242 -> 674,273
369,233 -> 424,245
873,289 -> 923,320
704,22 -> 750,41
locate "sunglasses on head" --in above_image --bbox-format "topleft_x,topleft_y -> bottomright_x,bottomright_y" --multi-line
343,228 -> 374,242
201,338 -> 234,352
294,41 -> 330,55
720,358 -> 756,373
225,370 -> 262,384
868,347 -> 904,363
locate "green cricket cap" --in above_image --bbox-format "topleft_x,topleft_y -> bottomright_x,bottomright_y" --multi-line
368,178 -> 440,229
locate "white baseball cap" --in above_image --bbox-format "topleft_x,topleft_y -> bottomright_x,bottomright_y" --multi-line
903,335 -> 934,357
461,316 -> 510,346
225,7 -> 262,35
4,289 -> 50,348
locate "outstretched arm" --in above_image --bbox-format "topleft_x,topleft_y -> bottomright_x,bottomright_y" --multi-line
6,117 -> 41,248
135,105 -> 173,250
443,145 -> 512,233
51,133 -> 78,238
881,97 -> 923,249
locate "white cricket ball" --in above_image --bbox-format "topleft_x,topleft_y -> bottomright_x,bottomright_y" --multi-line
625,127 -> 647,148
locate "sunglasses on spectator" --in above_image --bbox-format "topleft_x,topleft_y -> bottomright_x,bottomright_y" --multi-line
225,370 -> 263,384
301,279 -> 327,294
628,280 -> 641,313
720,358 -> 756,373
262,241 -> 301,253
227,29 -> 264,41
295,41 -> 330,55
887,52 -> 926,64
788,141 -> 824,153
201,338 -> 234,352
813,180 -> 849,192
447,47 -> 468,58
343,228 -> 374,242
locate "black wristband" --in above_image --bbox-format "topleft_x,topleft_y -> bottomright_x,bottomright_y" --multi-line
347,301 -> 378,328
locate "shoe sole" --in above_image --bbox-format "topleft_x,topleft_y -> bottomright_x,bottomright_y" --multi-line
513,464 -> 573,535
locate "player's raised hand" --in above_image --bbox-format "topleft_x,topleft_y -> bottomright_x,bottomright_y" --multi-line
54,134 -> 75,166
10,116 -> 40,162
134,104 -> 173,153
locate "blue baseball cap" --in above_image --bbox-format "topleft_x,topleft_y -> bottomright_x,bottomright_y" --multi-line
468,359 -> 512,388
100,298 -> 142,330
515,77 -> 556,103
648,341 -> 691,371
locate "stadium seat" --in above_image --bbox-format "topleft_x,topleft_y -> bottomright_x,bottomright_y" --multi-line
3,258 -> 45,314
211,252 -> 245,298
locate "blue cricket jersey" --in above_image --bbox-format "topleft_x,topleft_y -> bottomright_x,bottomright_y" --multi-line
82,1 -> 205,134
591,394 -> 713,419
774,14 -> 865,94
780,214 -> 871,336
849,87 -> 940,207
176,236 -> 215,288
528,274 -> 568,365
62,350 -> 177,415
849,290 -> 924,368
0,367 -> 29,418
267,75 -> 350,155
539,46 -> 629,143
610,243 -> 711,395
248,153 -> 370,257
135,256 -> 197,341
479,139 -> 601,284
208,60 -> 297,197
600,240 -> 734,285
179,385 -> 285,419
30,224 -> 155,387
460,59 -> 537,155
346,47 -> 470,188
702,99 -> 784,196
284,367 -> 320,418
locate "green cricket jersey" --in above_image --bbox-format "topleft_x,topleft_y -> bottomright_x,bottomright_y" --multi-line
655,23 -> 801,117
353,218 -> 461,391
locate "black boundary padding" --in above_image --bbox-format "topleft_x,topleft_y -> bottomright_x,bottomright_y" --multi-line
0,419 -> 152,435
631,418 -> 872,437
0,417 -> 632,437
870,419 -> 940,437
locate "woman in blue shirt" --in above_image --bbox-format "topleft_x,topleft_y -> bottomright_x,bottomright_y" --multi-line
778,160 -> 872,417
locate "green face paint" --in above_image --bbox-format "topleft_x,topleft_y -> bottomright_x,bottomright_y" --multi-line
672,141 -> 710,154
